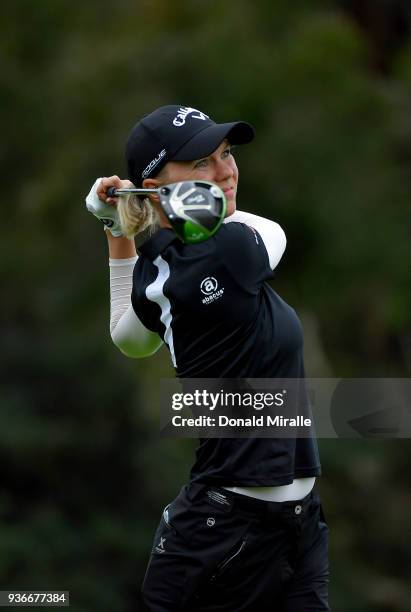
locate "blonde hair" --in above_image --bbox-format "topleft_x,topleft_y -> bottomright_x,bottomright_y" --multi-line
117,194 -> 159,239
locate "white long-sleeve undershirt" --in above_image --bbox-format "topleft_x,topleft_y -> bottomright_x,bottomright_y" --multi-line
109,257 -> 163,358
109,211 -> 286,358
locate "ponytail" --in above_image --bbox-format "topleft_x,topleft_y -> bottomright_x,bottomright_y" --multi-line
117,194 -> 159,238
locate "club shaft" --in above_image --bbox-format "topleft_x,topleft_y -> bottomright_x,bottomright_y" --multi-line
107,187 -> 158,197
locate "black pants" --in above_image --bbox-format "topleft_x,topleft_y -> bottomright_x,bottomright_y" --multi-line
141,483 -> 330,611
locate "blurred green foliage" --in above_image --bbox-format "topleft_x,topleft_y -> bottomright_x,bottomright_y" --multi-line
1,1 -> 410,610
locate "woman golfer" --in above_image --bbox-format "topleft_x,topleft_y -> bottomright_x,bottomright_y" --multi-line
86,105 -> 330,611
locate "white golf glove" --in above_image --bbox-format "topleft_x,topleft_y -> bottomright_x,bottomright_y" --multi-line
85,178 -> 123,237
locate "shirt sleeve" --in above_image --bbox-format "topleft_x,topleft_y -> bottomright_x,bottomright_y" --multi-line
109,257 -> 163,358
223,210 -> 286,270
215,222 -> 273,291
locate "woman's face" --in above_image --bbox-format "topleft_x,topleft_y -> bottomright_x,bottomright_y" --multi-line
144,140 -> 239,217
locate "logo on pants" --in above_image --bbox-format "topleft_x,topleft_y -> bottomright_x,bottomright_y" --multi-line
155,536 -> 166,554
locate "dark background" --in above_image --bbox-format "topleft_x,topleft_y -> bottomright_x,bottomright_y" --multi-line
1,1 -> 410,610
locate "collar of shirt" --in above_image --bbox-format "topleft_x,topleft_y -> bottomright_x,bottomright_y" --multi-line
138,228 -> 178,260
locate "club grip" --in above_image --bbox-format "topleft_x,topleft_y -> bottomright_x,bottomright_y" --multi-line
107,187 -> 118,197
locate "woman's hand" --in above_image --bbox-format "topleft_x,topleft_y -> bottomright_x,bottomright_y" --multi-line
85,175 -> 137,257
96,175 -> 134,205
86,176 -> 133,237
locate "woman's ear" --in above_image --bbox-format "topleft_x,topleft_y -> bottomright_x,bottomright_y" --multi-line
142,178 -> 161,203
142,178 -> 160,189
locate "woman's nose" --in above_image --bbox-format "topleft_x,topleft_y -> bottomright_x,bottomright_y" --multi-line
213,159 -> 232,182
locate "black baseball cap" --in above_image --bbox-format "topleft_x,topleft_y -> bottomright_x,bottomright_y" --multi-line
126,105 -> 255,186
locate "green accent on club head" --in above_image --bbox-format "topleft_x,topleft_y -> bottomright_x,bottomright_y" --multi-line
181,189 -> 227,244
181,221 -> 213,243
182,218 -> 223,243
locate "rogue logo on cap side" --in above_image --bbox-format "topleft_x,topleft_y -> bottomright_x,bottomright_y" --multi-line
142,149 -> 166,178
173,106 -> 209,127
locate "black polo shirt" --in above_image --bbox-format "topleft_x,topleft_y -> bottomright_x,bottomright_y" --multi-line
132,223 -> 321,485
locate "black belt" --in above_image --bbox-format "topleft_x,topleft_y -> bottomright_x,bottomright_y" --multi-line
187,482 -> 317,518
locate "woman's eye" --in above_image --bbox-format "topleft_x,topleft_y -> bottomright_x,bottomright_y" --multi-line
194,159 -> 208,168
222,147 -> 232,159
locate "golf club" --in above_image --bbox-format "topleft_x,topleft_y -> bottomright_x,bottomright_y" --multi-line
107,180 -> 227,244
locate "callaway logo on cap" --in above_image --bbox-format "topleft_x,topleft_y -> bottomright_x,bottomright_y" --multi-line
172,106 -> 209,127
125,104 -> 254,186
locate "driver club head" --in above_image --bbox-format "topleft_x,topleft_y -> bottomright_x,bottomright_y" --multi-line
158,181 -> 227,244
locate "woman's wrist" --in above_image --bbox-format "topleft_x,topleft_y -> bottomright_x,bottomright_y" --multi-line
106,231 -> 137,259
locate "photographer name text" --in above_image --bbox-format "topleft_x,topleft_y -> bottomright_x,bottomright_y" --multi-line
171,415 -> 311,428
